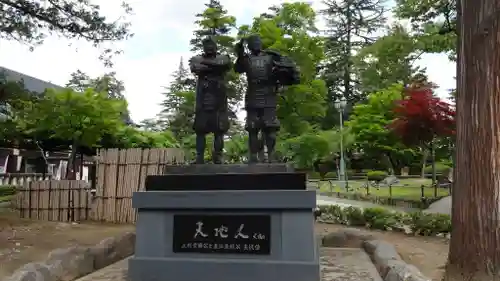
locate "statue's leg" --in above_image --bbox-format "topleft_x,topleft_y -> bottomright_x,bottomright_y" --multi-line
245,109 -> 260,163
212,110 -> 228,164
263,107 -> 280,162
258,133 -> 266,162
248,131 -> 260,163
212,132 -> 224,164
263,129 -> 277,162
195,133 -> 206,164
193,110 -> 207,164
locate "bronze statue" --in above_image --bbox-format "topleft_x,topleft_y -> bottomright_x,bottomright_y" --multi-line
234,34 -> 300,163
189,36 -> 231,164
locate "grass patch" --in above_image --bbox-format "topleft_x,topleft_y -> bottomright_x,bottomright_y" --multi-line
317,179 -> 450,200
0,195 -> 13,203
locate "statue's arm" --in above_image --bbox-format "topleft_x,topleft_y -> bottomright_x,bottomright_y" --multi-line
201,55 -> 231,72
189,56 -> 209,74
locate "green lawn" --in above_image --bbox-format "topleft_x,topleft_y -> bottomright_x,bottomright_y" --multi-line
0,195 -> 13,203
316,178 -> 450,200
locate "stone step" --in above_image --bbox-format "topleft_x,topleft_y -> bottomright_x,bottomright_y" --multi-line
75,248 -> 382,281
321,248 -> 383,281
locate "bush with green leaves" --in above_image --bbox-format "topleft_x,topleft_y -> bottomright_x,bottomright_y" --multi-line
424,163 -> 451,174
366,170 -> 388,182
318,205 -> 451,236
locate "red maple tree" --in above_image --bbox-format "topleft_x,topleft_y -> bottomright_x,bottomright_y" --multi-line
391,87 -> 455,148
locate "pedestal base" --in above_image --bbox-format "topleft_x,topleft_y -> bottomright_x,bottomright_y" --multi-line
129,165 -> 319,281
129,257 -> 319,281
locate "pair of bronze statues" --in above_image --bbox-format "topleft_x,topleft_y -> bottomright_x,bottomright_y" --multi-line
189,35 -> 300,164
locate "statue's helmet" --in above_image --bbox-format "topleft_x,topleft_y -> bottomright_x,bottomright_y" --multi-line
202,36 -> 217,54
246,34 -> 262,52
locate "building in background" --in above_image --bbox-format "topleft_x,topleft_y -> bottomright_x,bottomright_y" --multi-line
0,66 -> 63,93
0,66 -> 64,120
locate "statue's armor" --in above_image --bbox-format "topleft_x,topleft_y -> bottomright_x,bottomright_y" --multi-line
191,54 -> 229,134
234,42 -> 300,163
245,53 -> 276,109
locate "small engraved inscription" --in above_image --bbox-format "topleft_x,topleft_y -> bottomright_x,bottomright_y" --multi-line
172,214 -> 271,255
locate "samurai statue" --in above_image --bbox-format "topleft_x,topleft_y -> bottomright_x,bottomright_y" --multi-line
234,34 -> 300,163
189,36 -> 231,164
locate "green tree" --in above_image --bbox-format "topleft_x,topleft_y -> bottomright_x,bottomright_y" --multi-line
277,129 -> 354,170
394,0 -> 456,58
320,0 -> 386,129
157,58 -> 196,139
18,88 -> 127,178
66,70 -> 132,123
110,127 -> 179,148
0,75 -> 37,147
238,2 -> 328,136
224,133 -> 247,163
190,0 -> 236,53
0,0 -> 133,66
66,70 -> 126,99
355,24 -> 426,94
345,84 -> 414,173
137,118 -> 162,132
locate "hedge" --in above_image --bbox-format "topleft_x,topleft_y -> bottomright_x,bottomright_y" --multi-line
318,205 -> 451,237
424,163 -> 451,174
308,170 -> 364,179
0,185 -> 16,197
366,170 -> 388,182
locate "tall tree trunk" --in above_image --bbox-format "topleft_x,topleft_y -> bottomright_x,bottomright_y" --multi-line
344,4 -> 352,102
444,0 -> 500,280
420,148 -> 428,178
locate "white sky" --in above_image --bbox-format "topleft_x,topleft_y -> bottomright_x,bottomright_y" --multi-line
0,0 -> 455,123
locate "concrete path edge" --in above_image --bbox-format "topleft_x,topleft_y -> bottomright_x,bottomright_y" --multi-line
4,231 -> 136,281
321,228 -> 432,281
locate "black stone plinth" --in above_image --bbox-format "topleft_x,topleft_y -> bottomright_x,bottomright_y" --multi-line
145,172 -> 305,191
164,163 -> 294,174
145,164 -> 304,191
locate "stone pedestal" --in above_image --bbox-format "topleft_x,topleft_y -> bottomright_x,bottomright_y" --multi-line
129,164 -> 320,281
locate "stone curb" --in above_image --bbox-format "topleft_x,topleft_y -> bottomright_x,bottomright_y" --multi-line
321,229 -> 431,281
5,231 -> 136,281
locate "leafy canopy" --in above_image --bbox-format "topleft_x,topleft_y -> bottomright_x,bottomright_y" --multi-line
18,88 -> 127,148
391,87 -> 455,147
0,0 -> 133,65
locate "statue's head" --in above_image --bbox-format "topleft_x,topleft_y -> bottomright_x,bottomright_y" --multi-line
246,34 -> 262,53
202,36 -> 217,56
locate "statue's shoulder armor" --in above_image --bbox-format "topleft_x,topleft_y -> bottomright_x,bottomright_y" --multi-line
263,49 -> 294,67
263,49 -> 282,58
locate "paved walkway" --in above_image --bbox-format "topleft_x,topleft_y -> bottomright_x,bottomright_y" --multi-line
321,248 -> 382,281
76,258 -> 129,281
75,248 -> 382,281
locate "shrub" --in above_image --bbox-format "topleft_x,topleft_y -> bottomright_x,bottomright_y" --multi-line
318,204 -> 451,236
366,171 -> 388,182
0,185 -> 16,197
343,206 -> 366,226
424,163 -> 451,175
